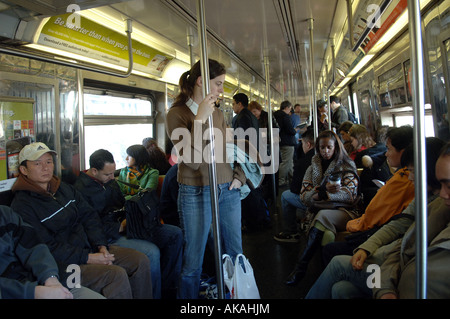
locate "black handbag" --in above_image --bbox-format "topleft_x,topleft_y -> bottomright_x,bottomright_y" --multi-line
117,179 -> 161,240
124,189 -> 161,240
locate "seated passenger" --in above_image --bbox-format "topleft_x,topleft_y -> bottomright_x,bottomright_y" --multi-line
306,139 -> 448,299
142,137 -> 172,175
321,126 -> 415,264
74,149 -> 182,299
357,126 -> 393,207
10,142 -> 153,299
285,130 -> 358,286
274,127 -> 315,242
350,124 -> 387,168
348,124 -> 376,161
0,205 -> 104,299
159,163 -> 180,227
338,121 -> 354,155
118,145 -> 159,199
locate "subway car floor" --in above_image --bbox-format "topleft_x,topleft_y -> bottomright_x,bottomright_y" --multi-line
241,184 -> 323,299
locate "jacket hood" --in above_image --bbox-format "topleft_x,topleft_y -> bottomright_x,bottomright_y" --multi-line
12,173 -> 61,196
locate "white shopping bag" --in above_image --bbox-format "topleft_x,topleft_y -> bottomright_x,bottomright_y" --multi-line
222,254 -> 235,297
222,253 -> 260,299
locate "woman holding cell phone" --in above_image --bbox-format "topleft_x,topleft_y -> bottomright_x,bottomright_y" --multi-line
285,130 -> 359,286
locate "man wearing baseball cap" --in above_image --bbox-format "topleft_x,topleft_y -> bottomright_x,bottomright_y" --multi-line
10,142 -> 153,299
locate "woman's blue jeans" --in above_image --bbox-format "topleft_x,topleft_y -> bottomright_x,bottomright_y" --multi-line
177,182 -> 243,299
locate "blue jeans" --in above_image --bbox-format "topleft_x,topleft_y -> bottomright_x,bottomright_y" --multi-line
305,255 -> 372,299
177,182 -> 242,299
281,190 -> 307,233
114,224 -> 183,299
113,236 -> 161,298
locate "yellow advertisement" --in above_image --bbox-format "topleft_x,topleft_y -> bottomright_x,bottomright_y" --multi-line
38,13 -> 172,76
0,98 -> 34,182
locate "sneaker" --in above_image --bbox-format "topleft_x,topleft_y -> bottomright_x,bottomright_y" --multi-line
273,232 -> 300,243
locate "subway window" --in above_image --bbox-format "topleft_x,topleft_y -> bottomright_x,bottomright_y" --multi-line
83,91 -> 154,169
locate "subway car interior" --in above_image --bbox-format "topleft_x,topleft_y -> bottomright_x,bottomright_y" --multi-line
0,0 -> 449,300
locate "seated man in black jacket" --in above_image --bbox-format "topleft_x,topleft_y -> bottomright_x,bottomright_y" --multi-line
74,149 -> 182,299
10,142 -> 152,299
0,205 -> 103,299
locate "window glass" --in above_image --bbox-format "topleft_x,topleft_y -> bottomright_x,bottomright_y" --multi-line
84,94 -> 152,116
394,113 -> 435,137
84,124 -> 153,169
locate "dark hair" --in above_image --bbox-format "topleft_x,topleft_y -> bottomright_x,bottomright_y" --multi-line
89,149 -> 115,170
386,125 -> 413,151
338,121 -> 354,133
126,144 -> 151,167
315,130 -> 350,164
317,99 -> 327,109
401,137 -> 445,190
143,140 -> 171,175
233,93 -> 248,107
301,127 -> 315,143
172,59 -> 226,108
280,100 -> 292,110
330,95 -> 341,104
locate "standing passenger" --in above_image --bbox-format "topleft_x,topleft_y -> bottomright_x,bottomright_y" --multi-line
274,100 -> 296,187
165,59 -> 246,299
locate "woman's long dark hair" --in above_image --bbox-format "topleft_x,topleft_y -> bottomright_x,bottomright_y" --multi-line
126,144 -> 151,167
315,130 -> 351,165
172,59 -> 226,108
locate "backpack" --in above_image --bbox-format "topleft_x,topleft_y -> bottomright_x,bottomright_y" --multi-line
347,110 -> 358,124
124,189 -> 161,240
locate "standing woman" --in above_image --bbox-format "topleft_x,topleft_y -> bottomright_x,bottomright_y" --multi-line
285,130 -> 358,286
118,144 -> 159,200
165,59 -> 246,299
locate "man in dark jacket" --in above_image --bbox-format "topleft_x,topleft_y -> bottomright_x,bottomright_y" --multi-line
274,127 -> 315,242
74,149 -> 182,299
232,93 -> 259,147
0,205 -> 104,299
274,100 -> 296,187
330,95 -> 349,129
10,142 -> 153,299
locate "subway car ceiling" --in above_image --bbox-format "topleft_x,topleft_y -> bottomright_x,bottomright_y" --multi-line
0,0 -> 442,109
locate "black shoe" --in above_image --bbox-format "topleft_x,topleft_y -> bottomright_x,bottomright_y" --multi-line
285,267 -> 306,286
284,227 -> 324,286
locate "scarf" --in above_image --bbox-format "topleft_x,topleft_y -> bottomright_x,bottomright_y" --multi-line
123,165 -> 146,195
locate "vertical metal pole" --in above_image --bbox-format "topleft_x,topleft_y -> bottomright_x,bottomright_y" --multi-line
262,0 -> 277,213
408,0 -> 427,299
196,0 -> 225,299
264,55 -> 277,213
347,0 -> 355,49
77,69 -> 85,170
327,40 -> 336,131
326,59 -> 331,131
309,18 -> 318,138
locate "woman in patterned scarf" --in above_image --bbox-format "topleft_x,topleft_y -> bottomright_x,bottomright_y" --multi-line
118,144 -> 159,199
285,130 -> 358,286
